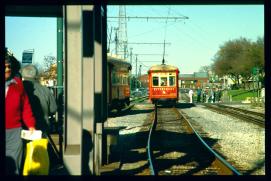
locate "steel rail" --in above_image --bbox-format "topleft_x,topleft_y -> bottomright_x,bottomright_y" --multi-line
146,103 -> 157,175
130,96 -> 149,103
178,109 -> 242,175
216,104 -> 264,118
204,104 -> 264,127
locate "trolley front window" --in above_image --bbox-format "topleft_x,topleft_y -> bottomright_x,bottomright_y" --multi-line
160,77 -> 167,86
152,76 -> 159,86
169,76 -> 175,86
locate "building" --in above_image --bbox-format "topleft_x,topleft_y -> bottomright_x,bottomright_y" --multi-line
137,74 -> 149,88
179,72 -> 209,89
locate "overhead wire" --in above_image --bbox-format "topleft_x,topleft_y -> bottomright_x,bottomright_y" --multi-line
170,7 -> 213,48
162,7 -> 171,64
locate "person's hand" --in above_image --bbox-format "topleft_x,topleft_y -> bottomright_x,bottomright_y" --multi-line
29,127 -> 35,134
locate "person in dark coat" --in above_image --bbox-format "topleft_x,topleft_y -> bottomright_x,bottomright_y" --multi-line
21,64 -> 57,137
21,64 -> 60,171
196,88 -> 202,103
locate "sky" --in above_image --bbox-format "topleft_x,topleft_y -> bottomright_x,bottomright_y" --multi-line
5,5 -> 264,75
5,17 -> 57,69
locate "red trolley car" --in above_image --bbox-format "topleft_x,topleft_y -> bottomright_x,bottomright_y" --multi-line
148,64 -> 179,104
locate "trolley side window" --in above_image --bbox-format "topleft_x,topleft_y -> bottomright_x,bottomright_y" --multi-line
160,77 -> 167,86
112,72 -> 117,84
169,76 -> 175,86
123,75 -> 128,85
152,76 -> 159,86
119,75 -> 123,85
113,73 -> 121,85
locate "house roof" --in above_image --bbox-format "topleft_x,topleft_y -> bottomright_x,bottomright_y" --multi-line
179,72 -> 208,79
194,72 -> 208,78
179,74 -> 194,78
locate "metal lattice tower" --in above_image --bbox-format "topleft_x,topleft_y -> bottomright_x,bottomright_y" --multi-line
118,6 -> 128,59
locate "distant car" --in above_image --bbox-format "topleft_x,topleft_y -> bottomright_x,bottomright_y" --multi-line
180,88 -> 189,93
139,88 -> 148,96
132,90 -> 142,97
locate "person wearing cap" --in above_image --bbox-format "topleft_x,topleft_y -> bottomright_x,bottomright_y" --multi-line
5,48 -> 36,175
21,64 -> 57,137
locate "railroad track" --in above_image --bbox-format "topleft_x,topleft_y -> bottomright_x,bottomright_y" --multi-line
147,104 -> 241,175
203,104 -> 264,128
216,104 -> 264,118
109,96 -> 149,117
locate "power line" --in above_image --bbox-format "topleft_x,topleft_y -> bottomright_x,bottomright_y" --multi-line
117,53 -> 168,56
127,42 -> 171,45
108,16 -> 189,21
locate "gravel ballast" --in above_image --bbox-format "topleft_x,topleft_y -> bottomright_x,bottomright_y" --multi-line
105,102 -> 265,175
179,104 -> 265,175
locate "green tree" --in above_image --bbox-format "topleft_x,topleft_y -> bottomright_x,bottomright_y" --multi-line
212,37 -> 264,88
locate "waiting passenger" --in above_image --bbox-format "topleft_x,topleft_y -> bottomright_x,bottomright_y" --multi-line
189,89 -> 194,103
197,88 -> 202,103
21,64 -> 59,171
202,89 -> 206,103
5,49 -> 36,175
21,64 -> 57,137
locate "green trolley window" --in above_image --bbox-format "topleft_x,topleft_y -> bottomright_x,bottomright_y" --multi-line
152,76 -> 159,86
169,76 -> 175,86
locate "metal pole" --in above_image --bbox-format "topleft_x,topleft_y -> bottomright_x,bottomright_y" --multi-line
135,55 -> 138,89
56,17 -> 64,161
135,55 -> 138,78
57,17 -> 63,96
130,48 -> 133,91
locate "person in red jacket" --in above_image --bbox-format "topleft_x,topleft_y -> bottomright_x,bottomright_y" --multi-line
5,48 -> 36,175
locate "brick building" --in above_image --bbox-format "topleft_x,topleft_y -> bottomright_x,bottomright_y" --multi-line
138,74 -> 149,88
179,72 -> 209,89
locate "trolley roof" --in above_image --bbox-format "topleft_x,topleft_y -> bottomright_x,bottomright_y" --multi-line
148,64 -> 179,73
107,54 -> 132,69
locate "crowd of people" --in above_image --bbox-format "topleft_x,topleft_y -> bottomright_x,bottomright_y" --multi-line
5,48 -> 58,175
189,87 -> 223,103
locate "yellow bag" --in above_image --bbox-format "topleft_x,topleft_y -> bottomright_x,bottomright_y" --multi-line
23,138 -> 50,175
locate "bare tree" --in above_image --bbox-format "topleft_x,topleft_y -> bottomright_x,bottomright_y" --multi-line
199,65 -> 211,72
41,55 -> 57,81
43,55 -> 56,71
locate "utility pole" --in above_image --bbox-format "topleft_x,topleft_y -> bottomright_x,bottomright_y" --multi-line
139,65 -> 142,78
138,65 -> 142,88
118,6 -> 128,59
129,48 -> 133,92
114,27 -> 119,55
135,55 -> 138,77
129,48 -> 133,64
107,27 -> 113,53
